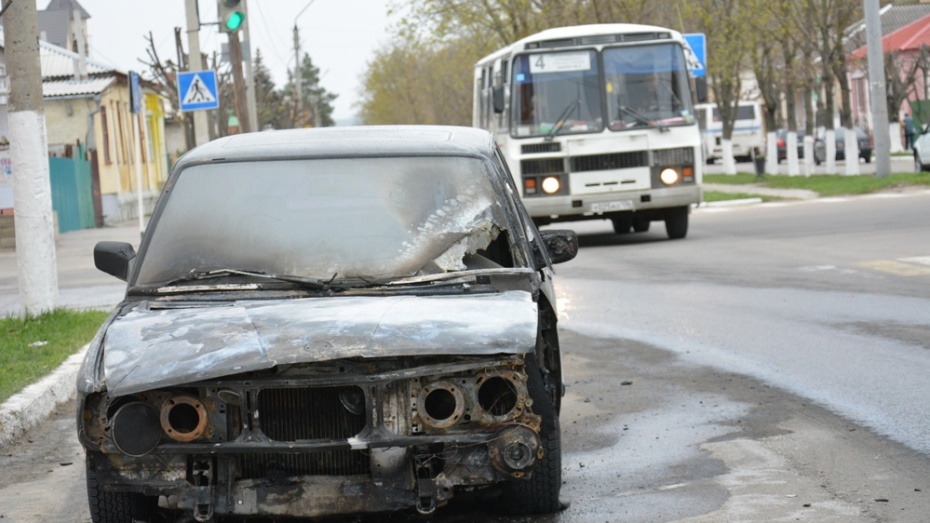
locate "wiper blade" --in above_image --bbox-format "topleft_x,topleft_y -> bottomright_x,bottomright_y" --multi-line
162,269 -> 335,291
618,105 -> 653,127
545,99 -> 581,142
386,268 -> 534,286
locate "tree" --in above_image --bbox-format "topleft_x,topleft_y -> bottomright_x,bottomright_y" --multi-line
686,0 -> 751,175
800,0 -> 862,174
358,36 -> 479,125
285,53 -> 337,127
252,49 -> 289,130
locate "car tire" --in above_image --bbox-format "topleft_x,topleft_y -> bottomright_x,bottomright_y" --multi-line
632,215 -> 651,233
664,206 -> 689,240
500,354 -> 562,515
611,214 -> 633,234
86,452 -> 158,523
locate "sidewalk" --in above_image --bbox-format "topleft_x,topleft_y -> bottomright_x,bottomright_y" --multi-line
0,220 -> 141,447
0,220 -> 142,317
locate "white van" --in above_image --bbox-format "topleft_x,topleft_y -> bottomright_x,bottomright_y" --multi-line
695,101 -> 765,163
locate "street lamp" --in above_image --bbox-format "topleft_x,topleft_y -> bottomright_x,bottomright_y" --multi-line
294,0 -> 316,125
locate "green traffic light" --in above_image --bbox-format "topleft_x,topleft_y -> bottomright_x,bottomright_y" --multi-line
225,11 -> 245,31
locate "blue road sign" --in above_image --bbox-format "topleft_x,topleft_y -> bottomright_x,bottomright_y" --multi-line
178,70 -> 219,112
129,71 -> 142,114
683,33 -> 707,78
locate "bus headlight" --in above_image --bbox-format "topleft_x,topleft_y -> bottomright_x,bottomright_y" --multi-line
541,176 -> 561,194
659,168 -> 680,186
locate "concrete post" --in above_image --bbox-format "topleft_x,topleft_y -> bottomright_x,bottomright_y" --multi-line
185,0 -> 210,146
864,0 -> 891,178
7,0 -> 59,315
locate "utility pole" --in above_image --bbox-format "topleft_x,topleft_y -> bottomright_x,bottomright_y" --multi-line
241,0 -> 258,130
864,0 -> 890,178
7,0 -> 59,314
228,30 -> 251,133
294,0 -> 317,127
185,0 -> 210,146
293,25 -> 303,125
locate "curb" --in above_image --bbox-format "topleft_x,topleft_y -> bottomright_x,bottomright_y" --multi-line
698,198 -> 764,208
0,344 -> 87,449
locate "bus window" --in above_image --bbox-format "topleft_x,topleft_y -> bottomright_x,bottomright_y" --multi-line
510,50 -> 602,137
603,43 -> 693,131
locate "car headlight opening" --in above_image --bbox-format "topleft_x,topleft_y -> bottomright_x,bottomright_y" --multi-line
111,401 -> 162,456
160,394 -> 209,442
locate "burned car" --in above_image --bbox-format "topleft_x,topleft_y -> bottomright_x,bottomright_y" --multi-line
78,126 -> 578,521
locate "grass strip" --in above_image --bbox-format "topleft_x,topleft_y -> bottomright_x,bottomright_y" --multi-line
705,172 -> 930,197
0,309 -> 108,403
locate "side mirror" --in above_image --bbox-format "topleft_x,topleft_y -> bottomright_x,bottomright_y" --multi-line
540,229 -> 578,265
492,86 -> 505,114
94,241 -> 136,282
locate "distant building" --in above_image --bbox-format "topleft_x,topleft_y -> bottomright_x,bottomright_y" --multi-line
0,0 -> 170,226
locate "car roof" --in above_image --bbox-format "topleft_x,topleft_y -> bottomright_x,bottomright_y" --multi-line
175,126 -> 498,168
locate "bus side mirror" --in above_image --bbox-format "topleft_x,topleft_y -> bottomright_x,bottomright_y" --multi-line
492,86 -> 505,114
694,77 -> 708,104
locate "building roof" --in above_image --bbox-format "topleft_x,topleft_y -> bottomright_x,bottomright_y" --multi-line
846,3 -> 930,51
849,12 -> 930,60
38,38 -> 116,78
0,28 -> 122,99
43,77 -> 115,98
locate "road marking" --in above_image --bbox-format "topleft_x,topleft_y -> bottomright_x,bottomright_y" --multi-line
858,260 -> 930,276
901,256 -> 930,267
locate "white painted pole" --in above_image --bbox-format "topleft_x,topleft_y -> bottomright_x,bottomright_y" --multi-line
7,0 -> 59,315
185,0 -> 209,146
864,0 -> 891,178
133,110 -> 144,234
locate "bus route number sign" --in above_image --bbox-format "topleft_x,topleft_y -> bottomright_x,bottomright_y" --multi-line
529,52 -> 591,74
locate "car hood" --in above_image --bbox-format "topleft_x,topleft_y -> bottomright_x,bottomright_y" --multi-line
101,291 -> 538,396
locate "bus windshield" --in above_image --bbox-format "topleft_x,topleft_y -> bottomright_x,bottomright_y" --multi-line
511,42 -> 694,138
511,50 -> 603,138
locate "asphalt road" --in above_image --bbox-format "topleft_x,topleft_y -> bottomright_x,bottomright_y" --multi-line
1,190 -> 929,521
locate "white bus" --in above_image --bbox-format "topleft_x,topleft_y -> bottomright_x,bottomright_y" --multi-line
474,24 -> 703,239
695,101 -> 765,163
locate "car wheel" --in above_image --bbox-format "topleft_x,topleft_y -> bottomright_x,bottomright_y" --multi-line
632,215 -> 651,233
863,154 -> 871,163
916,152 -> 928,173
611,214 -> 632,234
86,452 -> 158,523
500,354 -> 562,515
664,206 -> 689,240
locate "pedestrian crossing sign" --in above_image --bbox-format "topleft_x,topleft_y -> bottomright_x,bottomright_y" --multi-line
178,70 -> 219,112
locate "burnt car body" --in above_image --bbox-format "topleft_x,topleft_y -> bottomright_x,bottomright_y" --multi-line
77,126 -> 578,521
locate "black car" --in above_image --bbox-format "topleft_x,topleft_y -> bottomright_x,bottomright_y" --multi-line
814,127 -> 872,164
78,126 -> 578,521
775,128 -> 806,163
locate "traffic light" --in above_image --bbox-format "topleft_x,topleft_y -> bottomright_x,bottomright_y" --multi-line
218,0 -> 245,32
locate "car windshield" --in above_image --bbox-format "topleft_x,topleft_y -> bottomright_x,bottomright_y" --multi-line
135,156 -> 512,286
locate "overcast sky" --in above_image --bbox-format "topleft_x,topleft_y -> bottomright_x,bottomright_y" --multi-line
46,0 -> 394,122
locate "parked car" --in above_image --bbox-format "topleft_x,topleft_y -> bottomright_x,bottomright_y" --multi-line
813,127 -> 872,164
775,128 -> 806,163
78,126 -> 579,521
914,122 -> 930,172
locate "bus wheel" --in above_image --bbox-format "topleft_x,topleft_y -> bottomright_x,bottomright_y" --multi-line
664,207 -> 689,239
632,215 -> 650,233
611,214 -> 632,234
